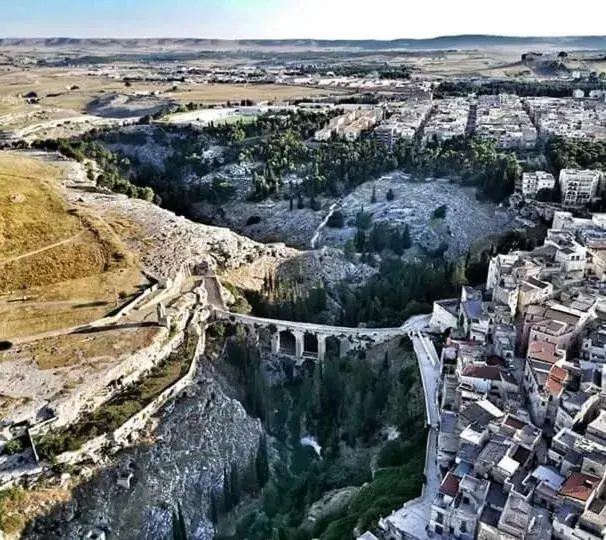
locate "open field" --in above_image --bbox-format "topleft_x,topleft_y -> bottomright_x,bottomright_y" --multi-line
0,152 -> 78,259
0,267 -> 146,338
0,151 -> 146,338
170,83 -> 347,103
0,67 -> 347,123
404,50 -> 528,78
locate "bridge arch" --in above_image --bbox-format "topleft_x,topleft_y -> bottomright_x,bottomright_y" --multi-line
325,336 -> 341,358
303,332 -> 318,358
279,330 -> 297,356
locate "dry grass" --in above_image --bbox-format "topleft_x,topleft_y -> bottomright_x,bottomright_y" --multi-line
167,83 -> 346,103
0,68 -> 163,111
0,66 -> 347,117
0,395 -> 30,421
0,151 -> 146,336
0,486 -> 71,537
0,267 -> 146,339
0,326 -> 159,370
0,152 -> 80,259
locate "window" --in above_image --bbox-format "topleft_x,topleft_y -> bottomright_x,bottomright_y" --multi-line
461,521 -> 468,533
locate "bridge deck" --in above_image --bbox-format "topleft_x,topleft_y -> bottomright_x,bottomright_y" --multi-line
213,309 -> 406,336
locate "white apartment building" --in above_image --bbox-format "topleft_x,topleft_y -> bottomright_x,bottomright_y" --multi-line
559,169 -> 602,208
520,171 -> 556,199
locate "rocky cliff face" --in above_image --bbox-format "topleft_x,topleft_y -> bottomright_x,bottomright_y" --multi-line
25,372 -> 262,540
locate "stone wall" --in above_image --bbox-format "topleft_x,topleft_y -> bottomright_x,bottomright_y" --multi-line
29,295 -> 196,437
23,314 -> 207,473
13,283 -> 159,346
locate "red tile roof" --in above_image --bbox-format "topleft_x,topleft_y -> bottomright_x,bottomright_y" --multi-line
439,472 -> 460,497
462,365 -> 502,381
560,472 -> 600,502
546,365 -> 568,397
527,340 -> 562,364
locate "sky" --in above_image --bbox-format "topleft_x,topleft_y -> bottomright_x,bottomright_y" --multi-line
1,0 -> 605,39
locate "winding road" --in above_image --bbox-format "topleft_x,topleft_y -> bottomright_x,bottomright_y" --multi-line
379,331 -> 441,540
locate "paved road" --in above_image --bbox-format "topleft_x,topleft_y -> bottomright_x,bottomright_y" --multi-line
411,332 -> 439,428
378,331 -> 441,539
203,276 -> 226,310
213,308 -> 424,339
380,428 -> 440,540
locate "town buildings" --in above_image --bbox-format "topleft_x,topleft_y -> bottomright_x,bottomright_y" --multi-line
559,169 -> 602,208
423,98 -> 471,144
518,171 -> 556,199
314,108 -> 383,141
404,208 -> 606,540
374,101 -> 432,149
525,97 -> 606,141
473,94 -> 537,151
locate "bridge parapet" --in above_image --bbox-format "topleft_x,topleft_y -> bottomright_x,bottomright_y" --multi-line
212,309 -> 406,362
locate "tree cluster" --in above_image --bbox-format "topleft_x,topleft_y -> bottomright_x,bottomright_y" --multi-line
32,138 -> 155,202
218,342 -> 426,540
435,79 -> 606,98
246,274 -> 328,324
546,136 -> 606,173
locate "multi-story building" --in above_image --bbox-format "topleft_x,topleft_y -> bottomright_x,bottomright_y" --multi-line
582,326 -> 606,365
423,97 -> 470,144
314,108 -> 382,141
559,169 -> 602,208
430,473 -> 490,537
474,94 -> 537,150
518,171 -> 556,199
525,97 -> 606,141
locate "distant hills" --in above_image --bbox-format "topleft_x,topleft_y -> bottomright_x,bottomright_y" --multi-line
1,35 -> 606,52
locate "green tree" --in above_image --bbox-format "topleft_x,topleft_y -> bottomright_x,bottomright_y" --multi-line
230,462 -> 241,508
172,503 -> 188,540
256,434 -> 270,488
209,491 -> 219,524
223,466 -> 232,512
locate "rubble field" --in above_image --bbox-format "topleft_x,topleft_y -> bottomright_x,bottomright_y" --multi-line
319,172 -> 521,258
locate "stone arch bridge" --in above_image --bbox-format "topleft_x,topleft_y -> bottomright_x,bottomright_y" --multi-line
213,309 -> 413,361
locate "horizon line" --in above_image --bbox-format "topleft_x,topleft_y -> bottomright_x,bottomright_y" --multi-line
2,33 -> 606,41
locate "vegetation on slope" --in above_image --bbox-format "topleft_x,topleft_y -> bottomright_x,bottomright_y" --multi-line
214,330 -> 426,539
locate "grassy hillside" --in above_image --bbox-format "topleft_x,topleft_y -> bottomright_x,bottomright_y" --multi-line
0,152 -> 145,338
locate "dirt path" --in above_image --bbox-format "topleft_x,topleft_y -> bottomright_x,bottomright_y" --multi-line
0,231 -> 84,265
310,201 -> 339,249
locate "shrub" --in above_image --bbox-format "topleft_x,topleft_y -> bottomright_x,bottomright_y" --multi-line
326,210 -> 345,228
3,439 -> 24,456
432,204 -> 447,219
246,215 -> 262,226
377,438 -> 413,468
